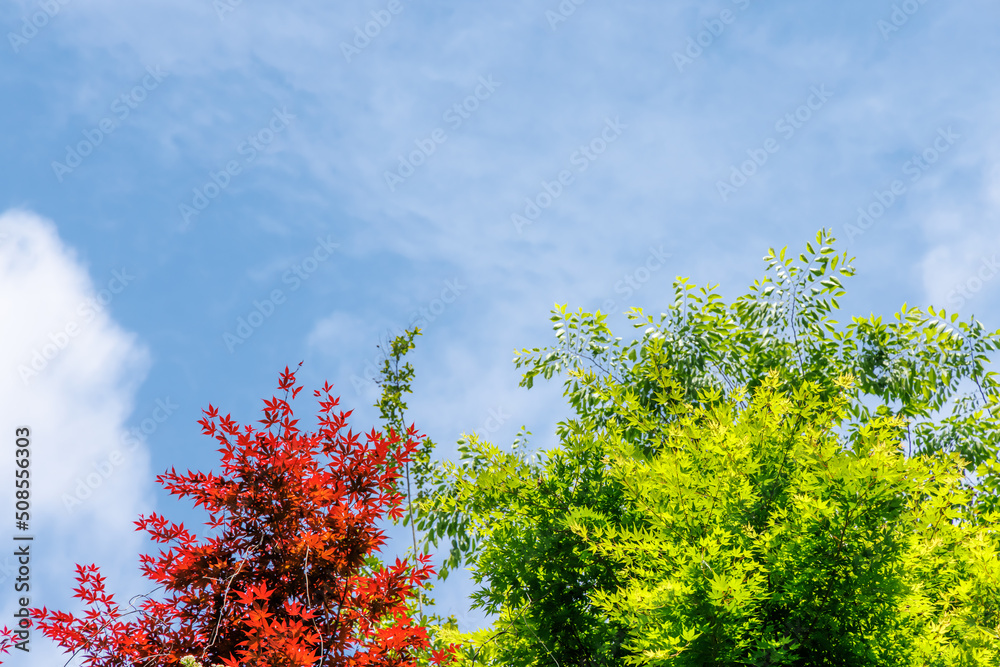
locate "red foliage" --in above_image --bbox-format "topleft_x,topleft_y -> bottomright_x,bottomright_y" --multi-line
0,367 -> 457,666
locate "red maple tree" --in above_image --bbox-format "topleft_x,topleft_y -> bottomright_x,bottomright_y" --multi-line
0,366 -> 457,666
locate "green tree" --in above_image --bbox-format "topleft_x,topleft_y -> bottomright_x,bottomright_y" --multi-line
405,229 -> 1000,665
373,328 -> 465,658
571,370 -> 1000,665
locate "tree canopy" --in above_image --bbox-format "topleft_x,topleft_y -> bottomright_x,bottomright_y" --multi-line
1,366 -> 457,667
408,229 -> 1000,666
4,229 -> 999,666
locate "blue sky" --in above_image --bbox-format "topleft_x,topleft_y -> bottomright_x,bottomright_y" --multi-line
2,0 -> 1000,663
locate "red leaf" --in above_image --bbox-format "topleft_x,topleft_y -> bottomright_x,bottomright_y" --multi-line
0,367 -> 441,667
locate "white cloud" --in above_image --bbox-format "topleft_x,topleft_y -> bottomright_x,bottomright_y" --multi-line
0,210 -> 152,666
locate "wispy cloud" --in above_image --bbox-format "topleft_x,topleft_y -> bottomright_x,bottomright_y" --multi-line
0,210 -> 152,666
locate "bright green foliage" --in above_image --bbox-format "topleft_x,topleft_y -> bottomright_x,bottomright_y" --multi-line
375,335 -> 634,664
408,229 -> 1000,665
179,657 -> 223,667
372,327 -> 465,664
572,370 -> 1000,665
375,327 -> 444,503
434,429 -> 632,665
374,328 -> 431,557
516,230 -> 1000,479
